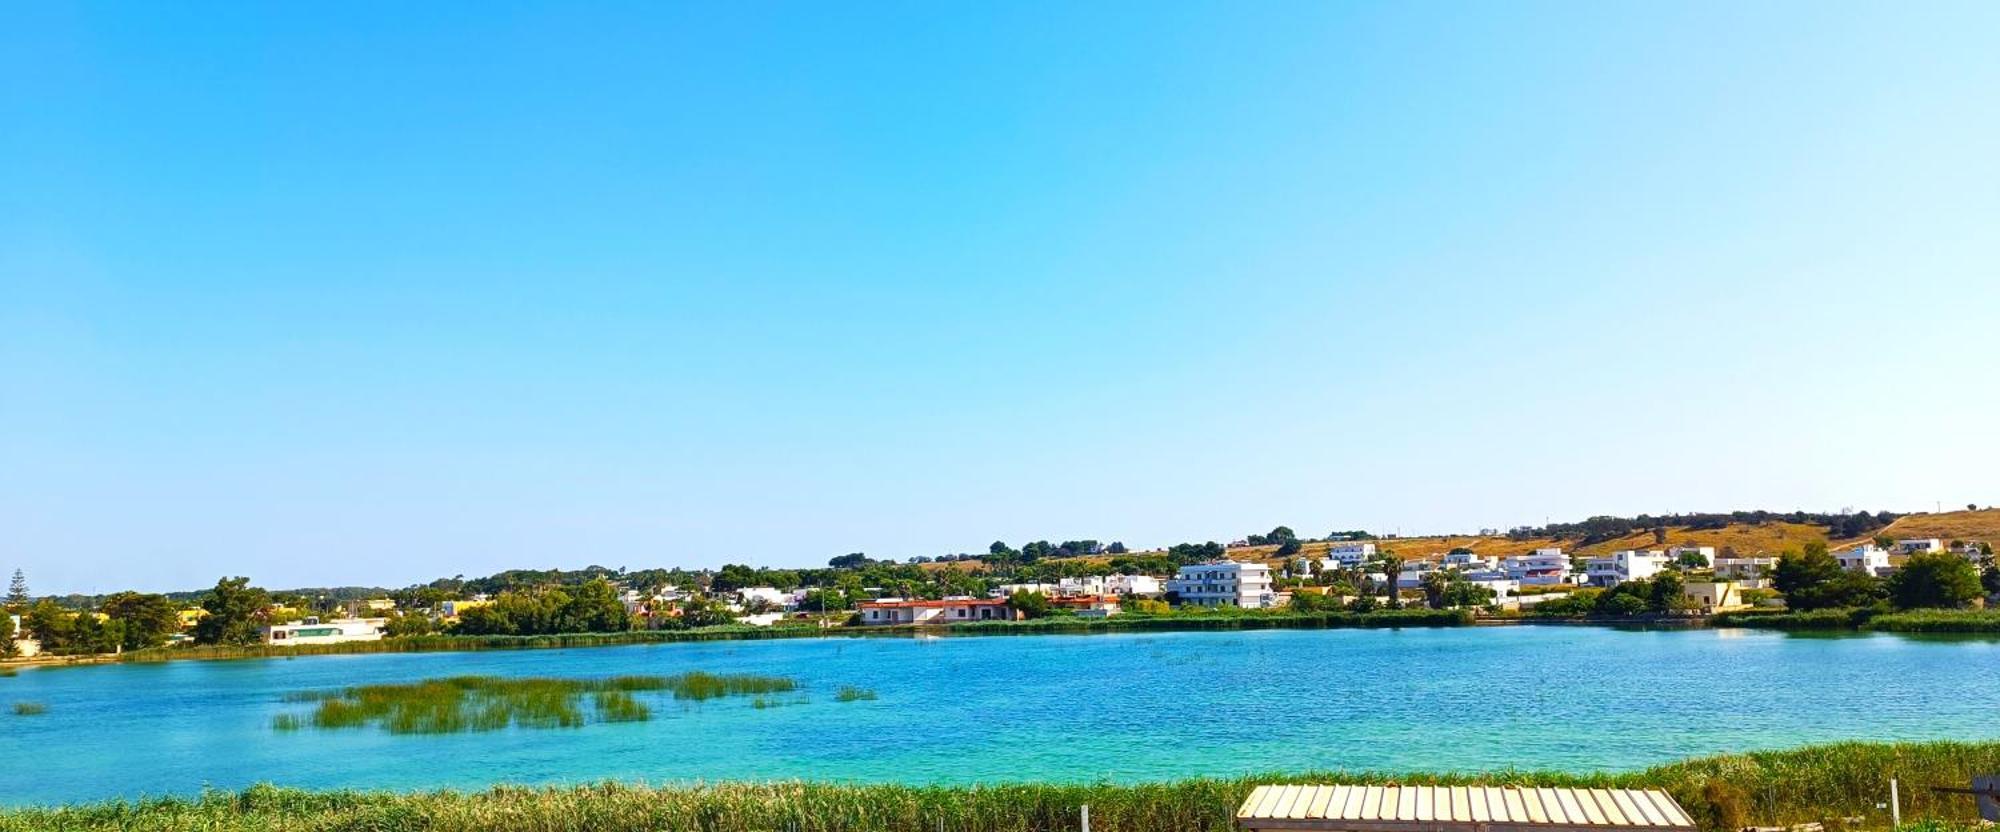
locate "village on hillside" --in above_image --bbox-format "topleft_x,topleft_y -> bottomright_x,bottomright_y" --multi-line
6,508 -> 1999,658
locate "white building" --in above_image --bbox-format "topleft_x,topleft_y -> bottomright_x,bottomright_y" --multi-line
262,618 -> 386,646
1322,542 -> 1378,569
1168,561 -> 1277,608
1441,551 -> 1497,572
1894,538 -> 1944,554
7,613 -> 40,658
856,597 -> 1017,625
1049,575 -> 1163,597
994,582 -> 1064,598
1667,545 -> 1716,565
1464,577 -> 1520,602
1951,541 -> 1989,564
1396,560 -> 1443,589
1713,555 -> 1779,588
1836,544 -> 1893,576
736,586 -> 793,610
1503,549 -> 1571,586
1584,550 -> 1671,587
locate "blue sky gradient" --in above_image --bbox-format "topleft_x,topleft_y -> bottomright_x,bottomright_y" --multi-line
4,2 -> 1998,593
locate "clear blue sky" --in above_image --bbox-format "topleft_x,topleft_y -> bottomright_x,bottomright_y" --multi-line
4,2 -> 1997,594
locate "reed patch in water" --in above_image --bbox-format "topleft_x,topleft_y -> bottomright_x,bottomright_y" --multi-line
284,673 -> 795,734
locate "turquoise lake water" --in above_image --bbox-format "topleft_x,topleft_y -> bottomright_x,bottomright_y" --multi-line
1,626 -> 1996,806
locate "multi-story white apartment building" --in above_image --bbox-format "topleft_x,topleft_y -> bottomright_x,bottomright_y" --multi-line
1584,550 -> 1671,587
1836,544 -> 1893,575
1168,561 -> 1277,608
1502,549 -> 1570,585
1322,542 -> 1377,569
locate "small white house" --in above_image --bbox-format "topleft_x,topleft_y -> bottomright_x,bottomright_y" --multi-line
1713,555 -> 1779,588
1167,561 -> 1277,608
1104,574 -> 1163,597
262,618 -> 387,646
1585,550 -> 1671,587
1895,538 -> 1944,555
736,586 -> 793,610
1667,545 -> 1716,565
1441,551 -> 1498,571
1836,544 -> 1893,576
7,613 -> 41,658
1396,560 -> 1443,589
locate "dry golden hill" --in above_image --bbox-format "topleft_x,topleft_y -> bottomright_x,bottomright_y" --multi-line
916,509 -> 2000,573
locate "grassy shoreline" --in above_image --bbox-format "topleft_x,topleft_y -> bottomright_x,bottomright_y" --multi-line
8,606 -> 1992,669
1713,608 -> 2000,633
25,609 -> 1469,665
2,741 -> 1994,831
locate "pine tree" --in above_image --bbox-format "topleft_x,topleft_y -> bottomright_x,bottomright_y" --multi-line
5,569 -> 27,612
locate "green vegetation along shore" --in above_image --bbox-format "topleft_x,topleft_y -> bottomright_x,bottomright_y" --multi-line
1713,608 -> 2000,633
2,741 -> 1994,832
83,608 -> 1472,665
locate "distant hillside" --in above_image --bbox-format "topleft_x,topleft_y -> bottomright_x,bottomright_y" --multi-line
1215,509 -> 2000,568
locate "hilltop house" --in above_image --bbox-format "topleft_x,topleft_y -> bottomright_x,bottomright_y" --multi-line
1894,538 -> 1945,554
262,617 -> 387,646
1167,561 -> 1277,608
1837,544 -> 1894,576
1320,542 -> 1377,570
856,597 -> 1019,625
1585,550 -> 1671,587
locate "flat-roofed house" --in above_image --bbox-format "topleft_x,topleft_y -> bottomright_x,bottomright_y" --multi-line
262,617 -> 387,646
1503,549 -> 1570,586
1837,544 -> 1893,576
1895,538 -> 1945,554
856,597 -> 1020,625
1168,561 -> 1277,608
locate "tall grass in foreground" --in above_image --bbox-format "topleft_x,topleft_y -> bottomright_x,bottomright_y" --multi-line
285,673 -> 795,734
4,741 -> 1995,832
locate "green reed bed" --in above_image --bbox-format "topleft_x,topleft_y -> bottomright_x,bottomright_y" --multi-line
1866,609 -> 2000,633
1713,608 -> 2000,633
10,701 -> 46,716
280,673 -> 796,734
834,685 -> 878,702
5,740 -> 1996,832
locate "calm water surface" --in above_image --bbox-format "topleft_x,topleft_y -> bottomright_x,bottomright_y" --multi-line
1,626 -> 1996,805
